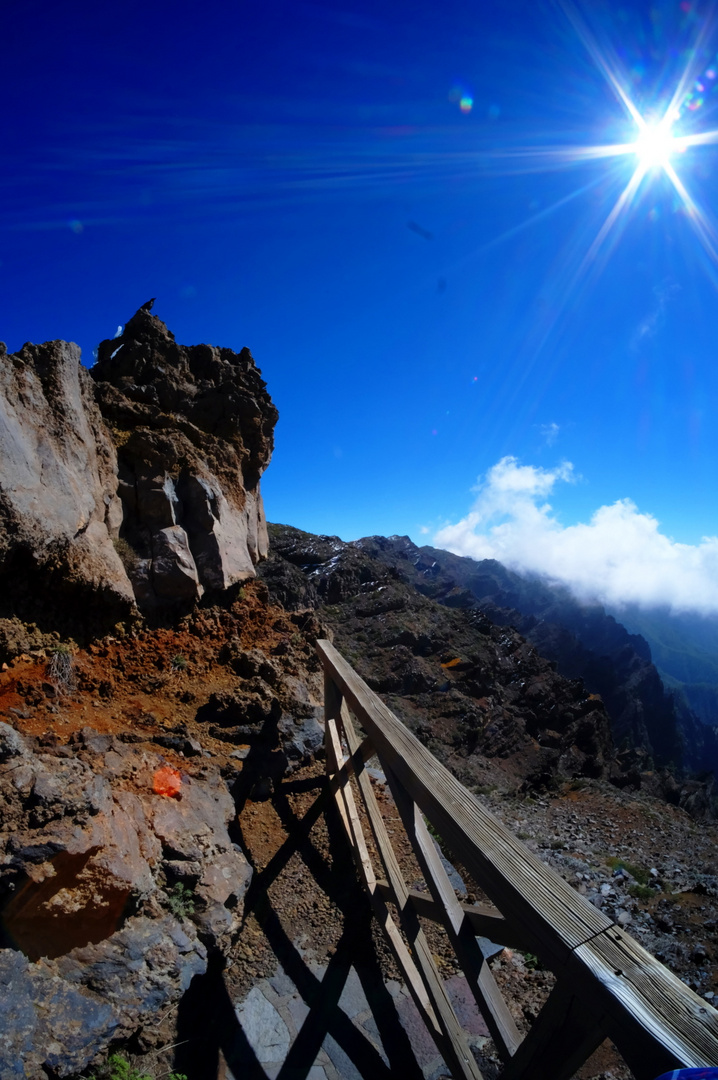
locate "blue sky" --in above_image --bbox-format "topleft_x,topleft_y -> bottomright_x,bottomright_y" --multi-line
4,0 -> 718,609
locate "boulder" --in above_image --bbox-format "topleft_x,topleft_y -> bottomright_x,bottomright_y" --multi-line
91,307 -> 278,608
0,725 -> 251,1076
0,340 -> 134,630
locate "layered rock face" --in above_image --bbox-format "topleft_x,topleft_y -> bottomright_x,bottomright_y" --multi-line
0,339 -> 134,627
91,307 -> 278,608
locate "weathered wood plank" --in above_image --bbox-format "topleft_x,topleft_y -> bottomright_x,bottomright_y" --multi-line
569,926 -> 718,1078
500,982 -> 606,1080
337,700 -> 484,1080
323,711 -> 441,1034
387,769 -> 521,1061
373,880 -> 533,950
318,640 -> 718,1071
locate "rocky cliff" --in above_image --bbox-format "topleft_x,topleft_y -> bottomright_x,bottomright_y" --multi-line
0,338 -> 134,632
92,307 -> 277,610
0,307 -> 278,641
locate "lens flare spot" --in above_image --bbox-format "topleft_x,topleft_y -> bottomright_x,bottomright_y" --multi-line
633,122 -> 677,169
459,96 -> 473,113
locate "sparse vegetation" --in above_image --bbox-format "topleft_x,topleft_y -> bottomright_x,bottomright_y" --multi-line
113,536 -> 139,573
628,883 -> 655,900
606,856 -> 651,885
85,1052 -> 187,1080
165,882 -> 195,918
47,643 -> 76,692
170,654 -> 188,672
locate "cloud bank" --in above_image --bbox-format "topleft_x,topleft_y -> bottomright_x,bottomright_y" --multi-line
433,457 -> 718,614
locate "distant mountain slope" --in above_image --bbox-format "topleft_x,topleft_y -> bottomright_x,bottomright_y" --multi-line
606,605 -> 718,728
261,526 -> 718,779
406,545 -> 718,777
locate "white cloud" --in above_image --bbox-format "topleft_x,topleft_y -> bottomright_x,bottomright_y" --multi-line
433,456 -> 718,614
539,421 -> 560,447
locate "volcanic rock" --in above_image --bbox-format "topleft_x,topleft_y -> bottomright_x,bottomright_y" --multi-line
0,339 -> 134,631
0,723 -> 251,1076
91,306 -> 278,608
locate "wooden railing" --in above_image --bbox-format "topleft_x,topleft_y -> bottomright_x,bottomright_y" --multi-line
317,639 -> 718,1080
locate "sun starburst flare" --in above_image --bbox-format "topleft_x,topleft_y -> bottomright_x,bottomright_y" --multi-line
474,3 -> 718,283
559,0 -> 718,271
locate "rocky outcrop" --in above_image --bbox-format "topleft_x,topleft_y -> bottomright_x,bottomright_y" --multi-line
0,722 -> 251,1077
0,339 -> 134,631
91,307 -> 278,609
0,308 -> 278,630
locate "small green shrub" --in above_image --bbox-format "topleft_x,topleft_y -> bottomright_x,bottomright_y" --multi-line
86,1052 -> 187,1080
170,654 -> 188,672
87,1053 -> 152,1080
165,882 -> 195,918
628,883 -> 654,900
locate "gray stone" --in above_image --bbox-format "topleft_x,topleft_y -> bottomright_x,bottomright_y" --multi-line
0,720 -> 27,761
338,966 -> 370,1019
268,966 -> 297,998
235,986 -> 291,1063
0,340 -> 134,620
0,948 -> 119,1078
321,1032 -> 365,1080
280,709 -> 325,763
151,525 -> 202,601
92,308 -> 278,609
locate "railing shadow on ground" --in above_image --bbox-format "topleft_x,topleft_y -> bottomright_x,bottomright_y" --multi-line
174,767 -> 426,1080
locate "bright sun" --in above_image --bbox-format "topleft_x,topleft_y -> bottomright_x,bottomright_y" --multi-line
633,121 -> 678,170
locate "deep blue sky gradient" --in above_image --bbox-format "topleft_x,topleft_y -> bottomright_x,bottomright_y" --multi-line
3,0 -> 718,548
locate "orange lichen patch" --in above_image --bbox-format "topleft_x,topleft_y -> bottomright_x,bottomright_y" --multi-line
441,657 -> 462,669
153,765 -> 182,797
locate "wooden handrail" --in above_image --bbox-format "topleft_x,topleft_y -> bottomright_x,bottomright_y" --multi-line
317,638 -> 718,1080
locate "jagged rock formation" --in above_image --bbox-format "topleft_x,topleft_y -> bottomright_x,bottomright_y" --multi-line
0,339 -> 134,630
0,309 -> 278,632
92,306 -> 278,609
